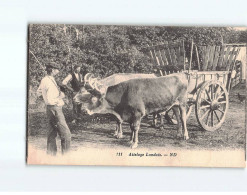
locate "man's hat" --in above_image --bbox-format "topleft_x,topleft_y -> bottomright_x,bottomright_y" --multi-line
46,62 -> 61,70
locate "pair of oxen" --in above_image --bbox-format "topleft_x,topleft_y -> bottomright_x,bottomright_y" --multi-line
73,72 -> 190,149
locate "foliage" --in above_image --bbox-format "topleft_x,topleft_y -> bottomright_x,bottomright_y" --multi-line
28,24 -> 242,89
239,29 -> 247,43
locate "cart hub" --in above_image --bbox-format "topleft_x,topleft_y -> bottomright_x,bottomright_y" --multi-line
211,100 -> 220,110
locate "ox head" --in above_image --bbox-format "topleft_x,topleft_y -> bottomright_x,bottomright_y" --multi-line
73,73 -> 107,115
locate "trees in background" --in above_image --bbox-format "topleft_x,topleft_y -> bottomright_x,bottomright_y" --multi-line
29,24 -> 243,88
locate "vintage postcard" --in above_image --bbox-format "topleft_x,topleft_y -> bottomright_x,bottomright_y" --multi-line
27,24 -> 246,167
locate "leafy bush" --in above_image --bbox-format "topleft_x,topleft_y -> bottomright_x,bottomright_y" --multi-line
28,24 -> 242,89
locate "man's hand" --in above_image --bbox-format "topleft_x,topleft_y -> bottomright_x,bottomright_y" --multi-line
59,92 -> 65,99
66,86 -> 74,92
60,83 -> 74,93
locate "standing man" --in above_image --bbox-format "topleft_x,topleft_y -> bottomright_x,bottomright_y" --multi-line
37,62 -> 71,155
62,64 -> 84,123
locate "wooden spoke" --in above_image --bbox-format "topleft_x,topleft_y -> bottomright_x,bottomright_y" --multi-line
218,101 -> 227,104
205,89 -> 211,101
200,109 -> 210,120
214,110 -> 220,122
211,111 -> 214,127
201,98 -> 211,105
214,85 -> 220,99
216,91 -> 225,100
210,85 -> 214,100
215,89 -> 222,99
206,111 -> 211,126
217,109 -> 225,114
216,85 -> 221,93
200,105 -> 210,110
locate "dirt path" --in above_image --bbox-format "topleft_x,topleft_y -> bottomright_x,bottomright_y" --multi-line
28,83 -> 246,152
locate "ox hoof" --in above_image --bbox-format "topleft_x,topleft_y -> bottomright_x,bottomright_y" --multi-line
113,131 -> 118,136
116,133 -> 123,139
176,132 -> 183,139
131,142 -> 138,149
183,134 -> 189,140
159,126 -> 164,130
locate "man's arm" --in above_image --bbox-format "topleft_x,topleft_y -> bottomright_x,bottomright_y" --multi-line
37,81 -> 43,97
46,88 -> 62,105
62,74 -> 74,92
36,80 -> 44,101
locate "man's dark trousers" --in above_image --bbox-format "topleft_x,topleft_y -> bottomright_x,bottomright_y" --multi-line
46,105 -> 71,155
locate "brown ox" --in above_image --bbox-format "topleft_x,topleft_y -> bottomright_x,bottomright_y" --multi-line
74,73 -> 158,138
74,73 -> 189,149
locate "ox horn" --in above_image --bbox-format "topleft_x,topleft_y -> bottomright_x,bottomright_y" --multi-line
93,79 -> 107,95
88,78 -> 98,88
84,73 -> 94,84
87,77 -> 106,96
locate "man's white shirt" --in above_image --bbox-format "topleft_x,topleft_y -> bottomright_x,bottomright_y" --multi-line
37,75 -> 64,106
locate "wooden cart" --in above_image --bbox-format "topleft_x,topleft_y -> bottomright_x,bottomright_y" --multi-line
141,41 -> 240,131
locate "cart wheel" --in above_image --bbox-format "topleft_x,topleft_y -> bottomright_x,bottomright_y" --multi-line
166,104 -> 193,125
195,80 -> 229,131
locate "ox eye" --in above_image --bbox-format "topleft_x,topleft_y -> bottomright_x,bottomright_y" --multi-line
91,97 -> 98,103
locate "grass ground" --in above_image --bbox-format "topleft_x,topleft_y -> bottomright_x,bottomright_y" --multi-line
27,82 -> 246,152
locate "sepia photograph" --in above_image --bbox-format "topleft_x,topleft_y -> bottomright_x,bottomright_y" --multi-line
27,24 -> 246,167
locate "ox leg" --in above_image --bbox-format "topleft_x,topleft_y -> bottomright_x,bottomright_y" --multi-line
131,120 -> 141,149
152,113 -> 158,128
129,123 -> 134,144
173,107 -> 183,138
114,121 -> 123,138
160,114 -> 164,126
114,122 -> 118,136
116,121 -> 123,139
180,104 -> 189,140
159,113 -> 164,130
